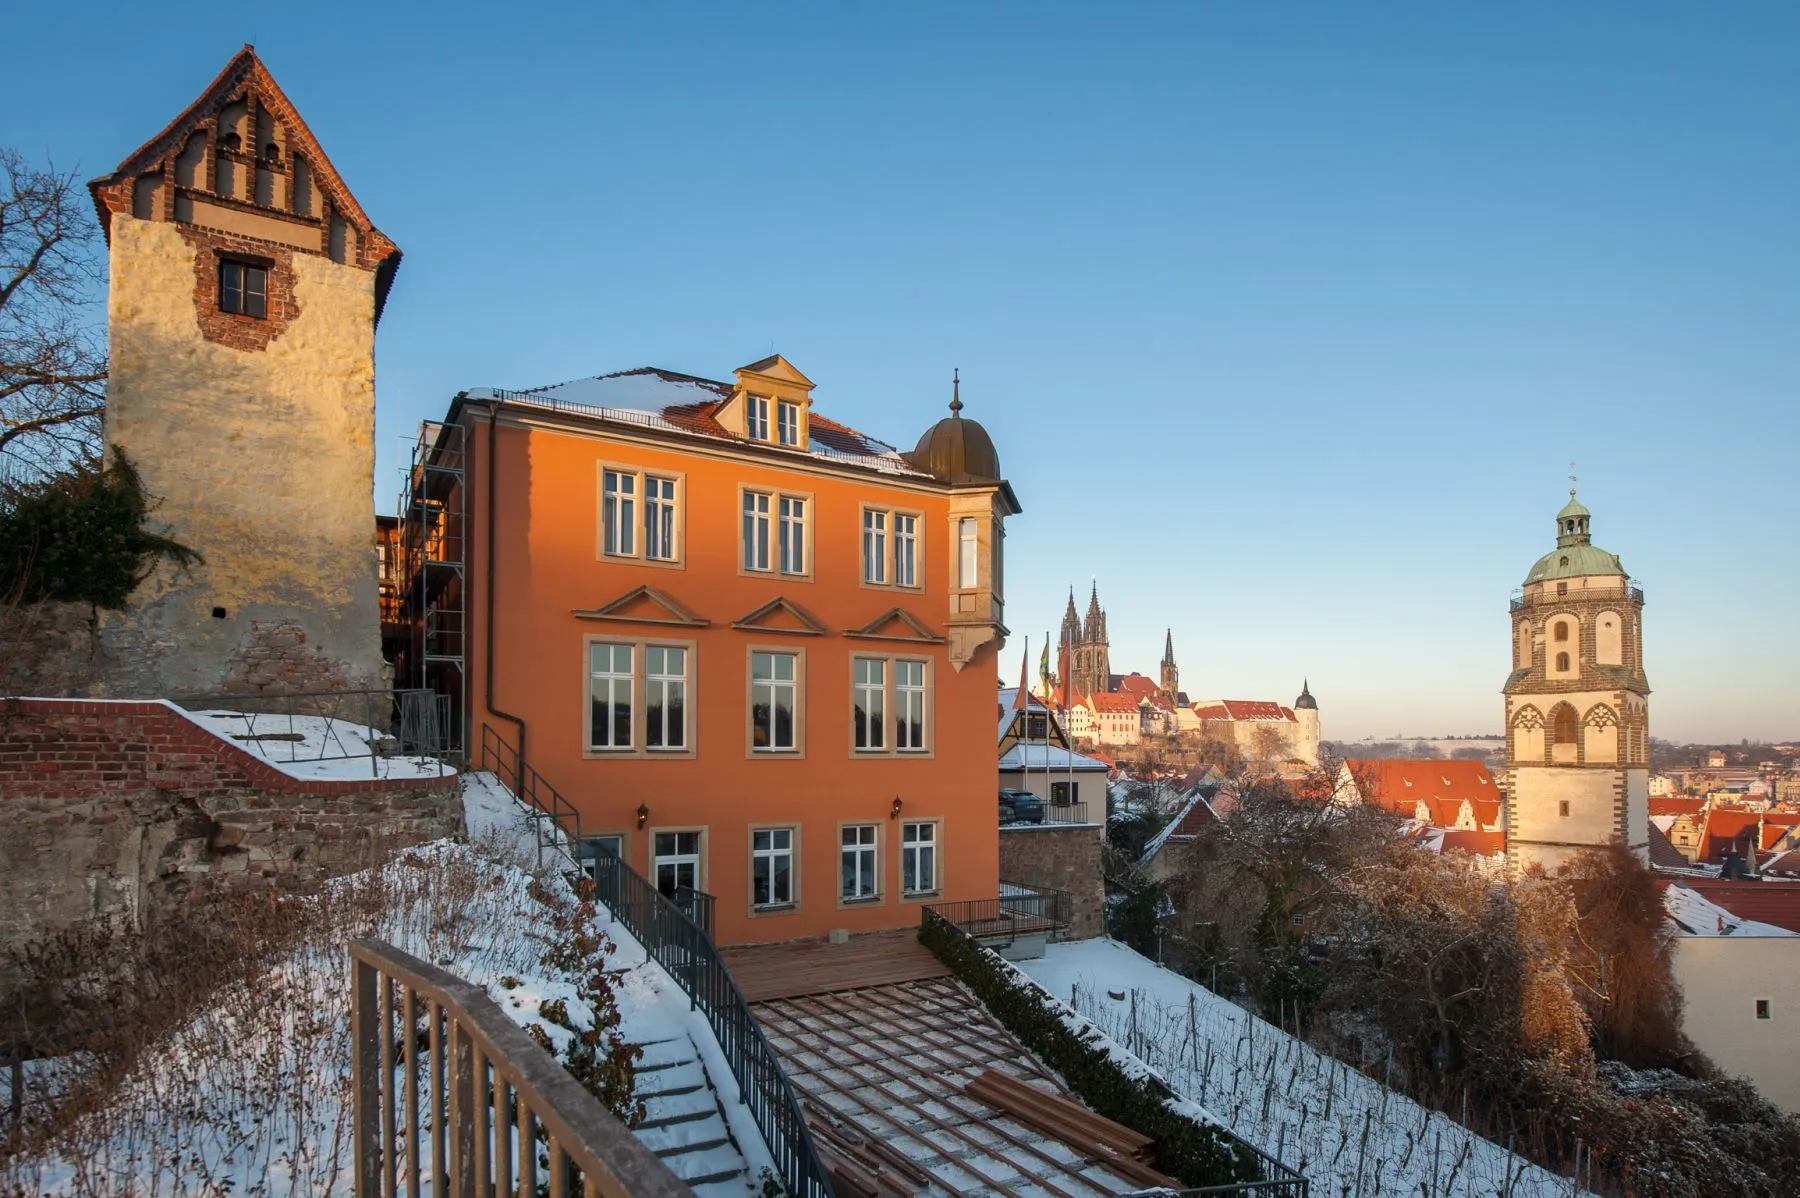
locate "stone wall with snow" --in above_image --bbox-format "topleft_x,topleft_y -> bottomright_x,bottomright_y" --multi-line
0,698 -> 460,988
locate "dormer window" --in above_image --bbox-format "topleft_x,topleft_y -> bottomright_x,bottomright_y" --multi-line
746,395 -> 770,441
777,399 -> 800,447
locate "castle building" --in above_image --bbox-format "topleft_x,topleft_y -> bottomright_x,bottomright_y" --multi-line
87,47 -> 399,696
425,360 -> 1019,946
1504,491 -> 1650,872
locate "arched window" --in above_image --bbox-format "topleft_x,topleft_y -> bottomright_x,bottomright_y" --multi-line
1553,621 -> 1570,643
1553,705 -> 1578,745
1556,652 -> 1571,672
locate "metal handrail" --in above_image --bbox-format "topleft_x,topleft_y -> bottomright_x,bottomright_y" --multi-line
586,842 -> 833,1198
480,724 -> 585,868
349,939 -> 691,1198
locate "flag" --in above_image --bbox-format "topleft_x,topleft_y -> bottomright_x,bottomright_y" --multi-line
1038,637 -> 1050,698
1015,638 -> 1029,709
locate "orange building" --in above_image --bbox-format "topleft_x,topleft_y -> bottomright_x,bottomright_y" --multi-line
434,356 -> 1019,946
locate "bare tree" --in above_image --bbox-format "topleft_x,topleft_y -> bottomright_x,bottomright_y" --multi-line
1,149 -> 107,476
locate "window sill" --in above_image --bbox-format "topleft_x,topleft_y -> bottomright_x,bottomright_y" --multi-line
751,902 -> 798,916
839,894 -> 882,906
751,748 -> 800,756
901,891 -> 940,903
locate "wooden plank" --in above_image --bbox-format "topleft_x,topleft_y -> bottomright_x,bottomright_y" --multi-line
723,931 -> 950,1002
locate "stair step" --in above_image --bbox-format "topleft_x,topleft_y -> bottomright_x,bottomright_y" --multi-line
633,1038 -> 694,1070
686,1167 -> 750,1189
654,1135 -> 731,1160
638,1105 -> 715,1131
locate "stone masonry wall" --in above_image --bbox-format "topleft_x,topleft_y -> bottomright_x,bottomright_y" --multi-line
0,698 -> 461,989
998,822 -> 1106,940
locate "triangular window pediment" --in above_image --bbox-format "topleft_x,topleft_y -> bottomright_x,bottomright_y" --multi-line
845,607 -> 945,644
732,597 -> 828,637
573,585 -> 708,627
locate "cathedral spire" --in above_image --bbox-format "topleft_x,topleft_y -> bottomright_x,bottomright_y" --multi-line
1162,628 -> 1175,667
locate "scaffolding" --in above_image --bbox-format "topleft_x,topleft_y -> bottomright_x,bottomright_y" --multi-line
395,420 -> 468,752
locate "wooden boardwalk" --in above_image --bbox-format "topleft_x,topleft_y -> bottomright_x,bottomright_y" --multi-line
722,929 -> 950,1003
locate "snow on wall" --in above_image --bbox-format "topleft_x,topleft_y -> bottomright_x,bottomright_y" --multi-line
1017,939 -> 1590,1197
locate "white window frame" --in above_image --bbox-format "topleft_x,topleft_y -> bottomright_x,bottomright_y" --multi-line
853,657 -> 886,751
588,642 -> 633,751
644,644 -> 687,751
743,490 -> 772,572
750,649 -> 800,753
776,399 -> 800,447
901,821 -> 938,897
751,826 -> 796,910
778,494 -> 808,576
892,513 -> 918,588
602,470 -> 637,557
652,829 -> 702,897
958,517 -> 979,588
894,659 -> 927,752
644,474 -> 679,562
862,509 -> 888,584
840,824 -> 879,902
746,394 -> 771,441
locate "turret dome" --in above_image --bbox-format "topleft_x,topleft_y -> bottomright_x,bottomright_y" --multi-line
1524,489 -> 1625,584
1294,680 -> 1317,710
908,370 -> 1001,484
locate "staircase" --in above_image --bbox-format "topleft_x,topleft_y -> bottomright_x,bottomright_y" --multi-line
633,1035 -> 757,1196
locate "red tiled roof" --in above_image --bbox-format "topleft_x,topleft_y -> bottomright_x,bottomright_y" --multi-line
1191,704 -> 1232,721
1118,674 -> 1159,698
1468,797 -> 1502,828
1345,759 -> 1496,816
1650,796 -> 1707,818
1088,692 -> 1143,714
1438,830 -> 1506,857
1698,810 -> 1762,863
1416,797 -> 1466,827
1221,700 -> 1295,722
1682,880 -> 1800,933
1762,811 -> 1800,827
1763,850 -> 1800,878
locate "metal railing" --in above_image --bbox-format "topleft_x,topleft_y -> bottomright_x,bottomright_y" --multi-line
349,939 -> 692,1198
479,724 -> 587,868
586,841 -> 832,1198
1509,581 -> 1645,611
173,689 -> 454,777
1002,798 -> 1095,827
926,895 -> 1070,947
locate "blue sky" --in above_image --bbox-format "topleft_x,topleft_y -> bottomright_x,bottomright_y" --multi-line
11,3 -> 1797,741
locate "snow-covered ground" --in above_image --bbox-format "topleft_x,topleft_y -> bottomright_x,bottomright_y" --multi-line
7,828 -> 767,1195
182,706 -> 456,782
1017,939 -> 1588,1198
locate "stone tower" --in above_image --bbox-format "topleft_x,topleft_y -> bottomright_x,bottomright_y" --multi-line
1503,491 -> 1650,873
1160,629 -> 1179,702
87,47 -> 400,697
1293,680 -> 1321,767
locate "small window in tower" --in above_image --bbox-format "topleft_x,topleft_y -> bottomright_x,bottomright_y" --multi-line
1553,622 -> 1569,643
1556,652 -> 1571,672
1557,582 -> 1568,596
219,260 -> 268,318
1559,555 -> 1569,567
1559,800 -> 1571,817
1755,999 -> 1772,1021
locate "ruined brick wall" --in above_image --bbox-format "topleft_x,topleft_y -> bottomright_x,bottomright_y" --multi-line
0,601 -> 108,697
0,698 -> 461,988
998,823 -> 1106,940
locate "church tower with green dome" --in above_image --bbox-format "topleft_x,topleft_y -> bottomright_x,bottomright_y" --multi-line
1503,489 -> 1650,873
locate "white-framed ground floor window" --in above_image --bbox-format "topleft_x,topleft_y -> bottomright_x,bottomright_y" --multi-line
578,833 -> 626,881
752,827 -> 796,910
841,824 -> 879,902
901,821 -> 938,896
652,830 -> 702,897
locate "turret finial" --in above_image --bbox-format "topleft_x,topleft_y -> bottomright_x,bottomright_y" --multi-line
1569,460 -> 1578,499
949,368 -> 962,415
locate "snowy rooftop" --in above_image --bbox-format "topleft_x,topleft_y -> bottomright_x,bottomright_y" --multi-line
1663,882 -> 1798,937
1000,742 -> 1109,772
465,367 -> 929,479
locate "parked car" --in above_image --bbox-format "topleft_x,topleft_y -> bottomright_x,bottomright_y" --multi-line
999,788 -> 1045,825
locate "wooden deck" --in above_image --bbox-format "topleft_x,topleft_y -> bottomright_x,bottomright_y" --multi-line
722,929 -> 951,1003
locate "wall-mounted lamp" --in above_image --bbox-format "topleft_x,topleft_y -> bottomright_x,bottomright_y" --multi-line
636,803 -> 649,830
890,796 -> 903,820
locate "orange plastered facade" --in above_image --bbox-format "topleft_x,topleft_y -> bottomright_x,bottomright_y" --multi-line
460,362 -> 1015,946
